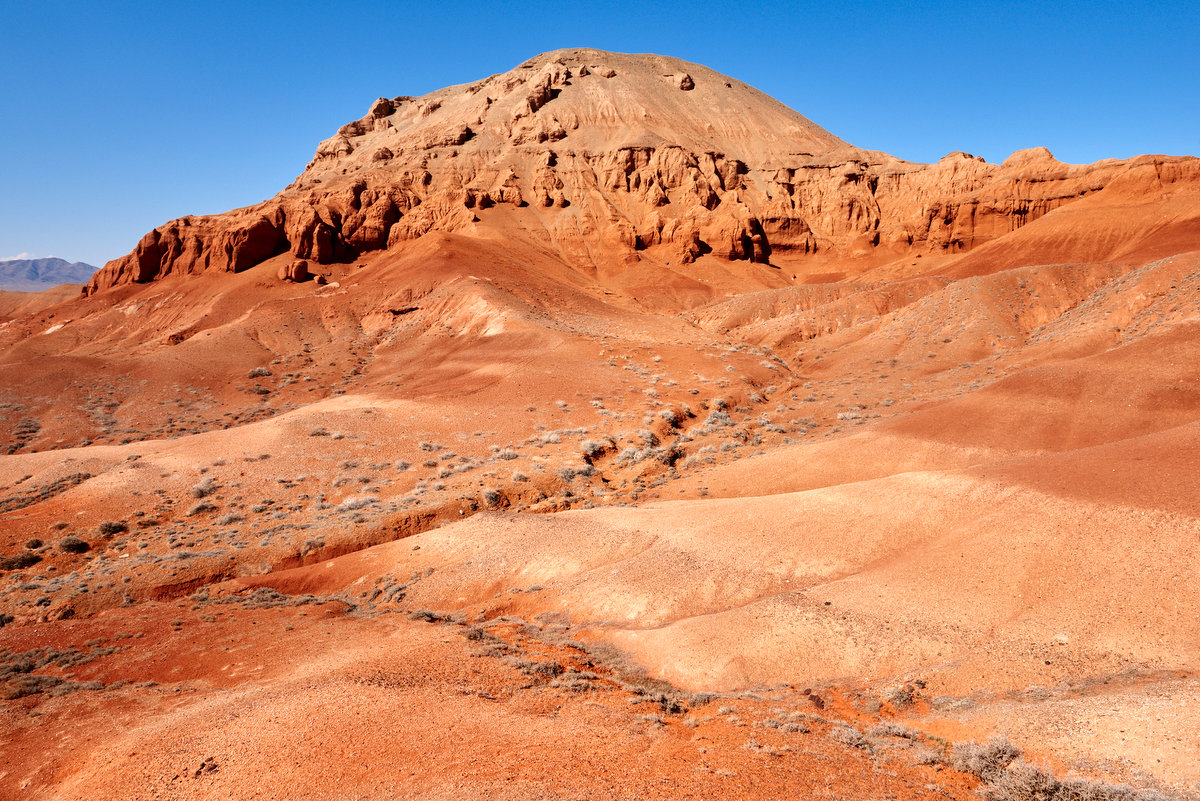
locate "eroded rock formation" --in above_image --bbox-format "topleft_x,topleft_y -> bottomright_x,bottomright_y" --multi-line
86,49 -> 1200,295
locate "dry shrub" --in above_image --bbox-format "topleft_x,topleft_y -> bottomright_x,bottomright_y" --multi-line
954,738 -> 1022,782
58,536 -> 90,554
981,761 -> 1171,801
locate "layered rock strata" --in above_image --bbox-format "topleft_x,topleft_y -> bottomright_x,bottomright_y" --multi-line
87,49 -> 1199,294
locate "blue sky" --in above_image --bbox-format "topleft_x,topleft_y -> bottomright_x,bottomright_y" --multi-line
3,0 -> 1197,267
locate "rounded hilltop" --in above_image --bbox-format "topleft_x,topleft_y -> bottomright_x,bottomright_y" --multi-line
298,46 -> 849,181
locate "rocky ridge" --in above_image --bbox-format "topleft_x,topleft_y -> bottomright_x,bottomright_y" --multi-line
86,49 -> 1200,296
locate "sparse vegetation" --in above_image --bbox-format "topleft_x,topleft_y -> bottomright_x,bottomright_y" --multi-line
951,739 -> 1170,801
1,644 -> 121,699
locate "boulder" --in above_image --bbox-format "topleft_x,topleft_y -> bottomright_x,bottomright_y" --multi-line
277,260 -> 309,282
368,97 -> 395,119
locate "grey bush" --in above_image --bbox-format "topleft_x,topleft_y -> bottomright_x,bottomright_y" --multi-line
954,738 -> 1021,782
979,760 -> 1171,801
190,477 -> 218,499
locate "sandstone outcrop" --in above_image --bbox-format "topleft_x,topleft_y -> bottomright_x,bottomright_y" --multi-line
85,49 -> 1200,295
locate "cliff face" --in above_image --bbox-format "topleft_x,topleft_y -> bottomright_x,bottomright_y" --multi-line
86,49 -> 1200,295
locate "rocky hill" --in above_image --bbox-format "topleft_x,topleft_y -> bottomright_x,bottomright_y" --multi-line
85,49 -> 1200,298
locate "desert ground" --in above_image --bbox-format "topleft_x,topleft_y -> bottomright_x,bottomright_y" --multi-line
1,49 -> 1198,800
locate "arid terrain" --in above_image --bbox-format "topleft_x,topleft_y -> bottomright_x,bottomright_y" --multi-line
1,49 -> 1198,800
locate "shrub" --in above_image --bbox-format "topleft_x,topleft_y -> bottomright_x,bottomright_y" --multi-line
637,429 -> 659,447
187,502 -> 217,516
0,552 -> 42,570
615,446 -> 646,466
557,464 -> 595,482
97,520 -> 127,538
979,760 -> 1170,801
58,537 -> 90,554
953,739 -> 1022,782
551,673 -> 598,692
503,656 -> 564,678
829,724 -> 871,752
655,445 -> 684,466
408,609 -> 445,622
190,477 -> 218,499
338,496 -> 378,512
869,721 -> 920,739
527,660 -> 564,677
247,367 -> 272,378
703,409 -> 733,428
25,538 -> 43,549
580,439 -> 610,459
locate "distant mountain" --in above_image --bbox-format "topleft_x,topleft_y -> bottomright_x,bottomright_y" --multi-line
0,257 -> 97,292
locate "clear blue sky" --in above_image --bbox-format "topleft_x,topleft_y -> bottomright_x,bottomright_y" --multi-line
3,0 -> 1197,267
